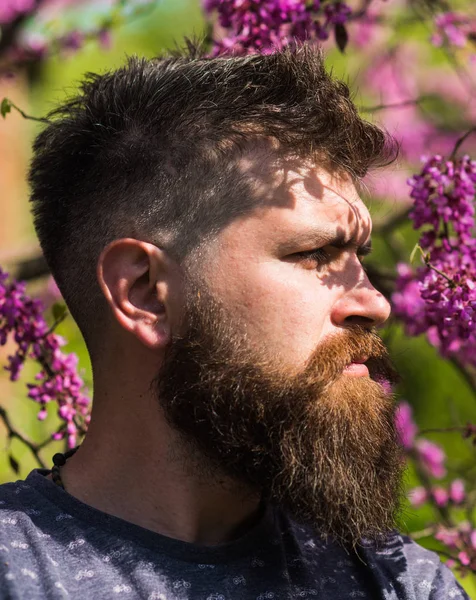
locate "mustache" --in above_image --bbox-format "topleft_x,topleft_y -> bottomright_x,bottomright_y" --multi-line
303,326 -> 399,391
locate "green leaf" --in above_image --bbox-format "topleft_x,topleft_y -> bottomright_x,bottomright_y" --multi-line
52,302 -> 67,322
409,243 -> 421,264
9,454 -> 19,475
1,98 -> 11,119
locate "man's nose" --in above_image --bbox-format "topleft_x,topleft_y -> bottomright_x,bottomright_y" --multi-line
330,278 -> 391,329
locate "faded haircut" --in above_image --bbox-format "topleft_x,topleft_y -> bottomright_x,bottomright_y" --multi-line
28,42 -> 398,358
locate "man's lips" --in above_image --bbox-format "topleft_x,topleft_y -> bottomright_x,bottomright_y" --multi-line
343,356 -> 369,377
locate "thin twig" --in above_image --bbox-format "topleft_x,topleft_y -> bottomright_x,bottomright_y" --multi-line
412,245 -> 457,286
360,96 -> 431,113
37,434 -> 58,451
424,260 -> 456,286
450,126 -> 476,160
410,449 -> 454,528
44,312 -> 68,337
3,99 -> 51,125
0,404 -> 47,468
2,250 -> 50,282
419,426 -> 470,435
448,356 -> 476,394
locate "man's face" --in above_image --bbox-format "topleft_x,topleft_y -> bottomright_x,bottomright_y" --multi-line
200,163 -> 391,370
154,163 -> 404,547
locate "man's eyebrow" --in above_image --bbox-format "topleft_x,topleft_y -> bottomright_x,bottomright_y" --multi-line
278,229 -> 372,255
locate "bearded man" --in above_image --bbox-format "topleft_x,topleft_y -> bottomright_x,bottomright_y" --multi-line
0,44 -> 468,600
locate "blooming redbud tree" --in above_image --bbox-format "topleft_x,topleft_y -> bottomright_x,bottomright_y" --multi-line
393,154 -> 476,369
0,0 -> 156,71
1,0 -> 476,592
0,0 -> 157,456
0,268 -> 90,452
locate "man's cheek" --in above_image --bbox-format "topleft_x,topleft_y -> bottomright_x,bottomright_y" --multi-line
249,303 -> 324,368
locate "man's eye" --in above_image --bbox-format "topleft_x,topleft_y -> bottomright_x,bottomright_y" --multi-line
295,248 -> 331,266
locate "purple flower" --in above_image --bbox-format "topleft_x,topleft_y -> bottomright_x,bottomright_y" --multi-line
450,479 -> 465,504
395,401 -> 418,450
392,154 -> 476,368
431,12 -> 470,49
432,486 -> 449,507
415,439 -> 447,479
0,0 -> 36,24
203,0 -> 352,55
324,2 -> 351,26
60,30 -> 85,53
0,267 -> 91,448
392,265 -> 429,337
435,525 -> 460,549
471,530 -> 476,550
408,486 -> 427,507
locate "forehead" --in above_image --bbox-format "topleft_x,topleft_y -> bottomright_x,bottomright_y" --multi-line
220,162 -> 372,251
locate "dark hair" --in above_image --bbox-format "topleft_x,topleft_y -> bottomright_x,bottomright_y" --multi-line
29,42 -> 398,357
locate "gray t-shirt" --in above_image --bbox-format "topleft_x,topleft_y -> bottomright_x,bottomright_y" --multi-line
0,469 -> 469,599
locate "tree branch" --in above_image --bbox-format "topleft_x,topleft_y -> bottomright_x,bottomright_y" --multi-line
410,448 -> 454,528
450,126 -> 476,160
360,96 -> 432,113
8,99 -> 51,124
418,425 -> 473,436
1,250 -> 50,282
0,404 -> 48,469
448,356 -> 476,395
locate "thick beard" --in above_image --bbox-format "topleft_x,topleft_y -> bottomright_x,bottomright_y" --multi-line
152,288 -> 405,549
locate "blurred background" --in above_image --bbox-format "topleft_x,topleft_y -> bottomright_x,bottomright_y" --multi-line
0,0 -> 475,595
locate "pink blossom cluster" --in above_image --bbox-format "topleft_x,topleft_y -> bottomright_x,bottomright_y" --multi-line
409,480 -> 465,508
203,0 -> 352,55
395,401 -> 476,574
11,28 -> 94,64
396,401 -> 447,479
435,523 -> 476,574
362,50 -> 456,203
1,0 -> 147,70
392,154 -> 476,367
0,0 -> 38,25
5,0 -> 111,66
431,12 -> 474,49
0,268 -> 90,448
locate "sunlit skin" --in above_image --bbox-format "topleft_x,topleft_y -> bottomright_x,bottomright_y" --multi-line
201,164 -> 390,373
51,162 -> 391,545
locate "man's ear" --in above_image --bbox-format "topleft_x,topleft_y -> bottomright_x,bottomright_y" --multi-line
97,239 -> 180,350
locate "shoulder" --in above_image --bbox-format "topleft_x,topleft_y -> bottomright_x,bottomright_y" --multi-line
0,472 -> 60,598
400,534 -> 469,599
0,471 -> 55,539
273,510 -> 469,598
0,476 -> 38,514
360,531 -> 469,600
0,470 -> 50,506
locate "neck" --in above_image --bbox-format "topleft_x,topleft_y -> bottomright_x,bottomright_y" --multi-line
57,384 -> 261,545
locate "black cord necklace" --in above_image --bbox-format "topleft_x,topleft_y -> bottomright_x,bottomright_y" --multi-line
51,446 -> 79,489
